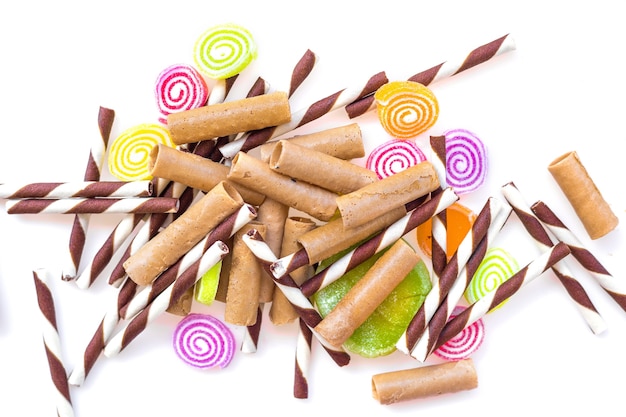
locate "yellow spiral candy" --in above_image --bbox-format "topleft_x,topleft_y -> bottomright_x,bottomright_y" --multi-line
108,123 -> 175,181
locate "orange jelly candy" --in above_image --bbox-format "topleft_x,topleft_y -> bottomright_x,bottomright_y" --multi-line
416,202 -> 477,260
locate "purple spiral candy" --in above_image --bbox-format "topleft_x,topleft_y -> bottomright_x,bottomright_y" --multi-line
444,129 -> 487,194
173,313 -> 235,369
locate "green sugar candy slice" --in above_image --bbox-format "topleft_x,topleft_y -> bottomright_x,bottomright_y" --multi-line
194,260 -> 222,306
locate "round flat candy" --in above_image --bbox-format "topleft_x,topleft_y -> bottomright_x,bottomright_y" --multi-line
416,202 -> 477,260
366,139 -> 427,179
433,306 -> 485,361
155,63 -> 209,124
193,23 -> 257,79
464,247 -> 519,311
172,313 -> 235,369
444,128 -> 488,194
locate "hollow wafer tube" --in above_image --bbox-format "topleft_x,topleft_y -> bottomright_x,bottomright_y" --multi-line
0,180 -> 153,199
6,197 -> 179,214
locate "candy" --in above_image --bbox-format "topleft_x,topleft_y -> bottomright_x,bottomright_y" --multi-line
444,128 -> 487,194
5,197 -> 179,215
154,63 -> 209,124
416,201 -> 477,259
464,247 -> 519,310
366,139 -> 427,179
173,313 -> 235,369
433,307 -> 485,361
193,23 -> 257,79
0,180 -> 153,199
194,261 -> 222,306
108,123 -> 175,181
374,81 -> 439,139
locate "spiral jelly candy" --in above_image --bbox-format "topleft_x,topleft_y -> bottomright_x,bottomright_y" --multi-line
444,128 -> 488,194
193,23 -> 257,79
433,306 -> 485,361
464,247 -> 519,310
173,313 -> 235,369
366,139 -> 427,179
155,64 -> 209,124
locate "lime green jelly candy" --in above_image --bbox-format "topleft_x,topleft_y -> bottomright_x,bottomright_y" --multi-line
312,243 -> 431,358
193,23 -> 257,79
194,260 -> 222,306
464,247 -> 519,311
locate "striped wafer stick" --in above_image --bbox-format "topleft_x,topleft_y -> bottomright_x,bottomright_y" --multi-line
6,196 -> 179,214
409,202 -> 512,361
104,241 -> 229,357
396,197 -> 506,355
62,106 -> 115,280
206,75 -> 239,105
242,229 -> 351,367
300,187 -> 458,297
430,135 -> 449,282
345,34 -> 516,118
241,304 -> 264,353
501,182 -> 607,334
0,180 -> 153,199
32,269 -> 75,417
531,200 -> 626,312
433,242 -> 572,352
287,49 -> 318,98
219,71 -> 388,158
294,317 -> 313,399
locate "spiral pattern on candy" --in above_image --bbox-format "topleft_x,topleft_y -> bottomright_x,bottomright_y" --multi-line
155,64 -> 208,123
108,123 -> 175,181
366,139 -> 427,179
193,23 -> 257,79
465,247 -> 518,310
433,307 -> 485,361
374,81 -> 439,139
444,128 -> 487,194
173,313 -> 235,369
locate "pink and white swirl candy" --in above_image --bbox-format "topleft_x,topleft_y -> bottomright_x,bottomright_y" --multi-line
173,313 -> 235,369
366,139 -> 427,179
155,64 -> 209,123
444,128 -> 487,194
433,306 -> 485,361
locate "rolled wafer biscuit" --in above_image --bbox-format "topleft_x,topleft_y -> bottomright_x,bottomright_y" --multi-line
123,181 -> 244,285
269,140 -> 378,194
336,160 -> 439,229
148,144 -> 265,205
167,91 -> 291,145
314,239 -> 421,348
371,359 -> 478,405
258,123 -> 364,162
255,198 -> 289,303
547,151 -> 618,240
227,151 -> 338,221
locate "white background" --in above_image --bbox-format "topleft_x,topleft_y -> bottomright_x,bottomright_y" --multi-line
1,1 -> 625,416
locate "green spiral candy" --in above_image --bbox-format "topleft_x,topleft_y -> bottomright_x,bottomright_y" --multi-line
465,247 -> 519,311
193,23 -> 257,79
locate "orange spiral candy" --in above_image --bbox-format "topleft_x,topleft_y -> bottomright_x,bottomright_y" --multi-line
374,81 -> 439,139
416,202 -> 476,260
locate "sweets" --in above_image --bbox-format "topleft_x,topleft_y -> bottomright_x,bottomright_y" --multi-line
6,197 -> 179,215
444,128 -> 487,194
193,23 -> 257,79
464,247 -> 519,310
154,63 -> 209,123
173,313 -> 235,369
374,81 -> 439,139
0,180 -> 153,199
416,201 -> 477,259
366,139 -> 427,179
433,307 -> 485,361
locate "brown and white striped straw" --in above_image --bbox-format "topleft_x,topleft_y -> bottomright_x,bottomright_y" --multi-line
501,182 -> 607,334
241,305 -> 264,353
294,317 -> 313,399
433,242 -> 572,352
531,200 -> 626,312
6,196 -> 179,214
32,268 -> 75,417
429,135 -> 449,282
345,34 -> 516,118
0,180 -> 153,199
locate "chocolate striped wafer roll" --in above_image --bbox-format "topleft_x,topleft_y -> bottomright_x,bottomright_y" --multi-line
206,75 -> 239,105
104,241 -> 229,357
396,197 -> 505,355
286,49 -> 318,97
294,317 -> 313,398
242,229 -> 351,367
240,305 -> 264,354
531,200 -> 626,312
429,135 -> 449,283
433,242 -> 571,352
501,182 -> 607,335
32,269 -> 75,417
0,180 -> 153,199
345,34 -> 516,118
6,197 -> 180,214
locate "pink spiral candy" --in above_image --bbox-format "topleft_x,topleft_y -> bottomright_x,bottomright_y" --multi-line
366,139 -> 427,179
173,313 -> 235,369
433,306 -> 485,361
155,64 -> 209,123
444,128 -> 487,194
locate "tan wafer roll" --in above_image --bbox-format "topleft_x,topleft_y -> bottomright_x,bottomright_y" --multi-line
269,140 -> 378,194
256,198 -> 289,302
547,151 -> 618,239
314,239 -> 421,347
336,160 -> 439,229
123,181 -> 244,285
258,123 -> 364,162
148,144 -> 265,206
224,222 -> 267,326
167,91 -> 292,145
227,152 -> 338,221
371,359 -> 478,404
269,216 -> 317,325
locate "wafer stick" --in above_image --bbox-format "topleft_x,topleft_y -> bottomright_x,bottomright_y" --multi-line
433,242 -> 571,352
531,200 -> 626,312
286,49 -> 318,97
501,182 -> 606,335
206,75 -> 239,105
32,269 -> 75,417
430,135 -> 449,282
345,34 -> 516,118
0,180 -> 153,199
294,317 -> 313,398
241,305 -> 264,353
6,197 -> 179,214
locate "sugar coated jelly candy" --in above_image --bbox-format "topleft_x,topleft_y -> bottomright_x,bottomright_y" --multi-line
193,23 -> 257,79
155,63 -> 209,124
366,139 -> 427,179
173,313 -> 235,369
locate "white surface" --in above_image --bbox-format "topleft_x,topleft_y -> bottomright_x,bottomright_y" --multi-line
1,1 -> 625,416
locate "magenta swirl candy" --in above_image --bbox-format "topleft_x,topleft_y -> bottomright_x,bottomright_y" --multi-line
433,306 -> 485,361
444,128 -> 487,194
155,64 -> 209,124
366,139 -> 427,179
173,313 -> 235,369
